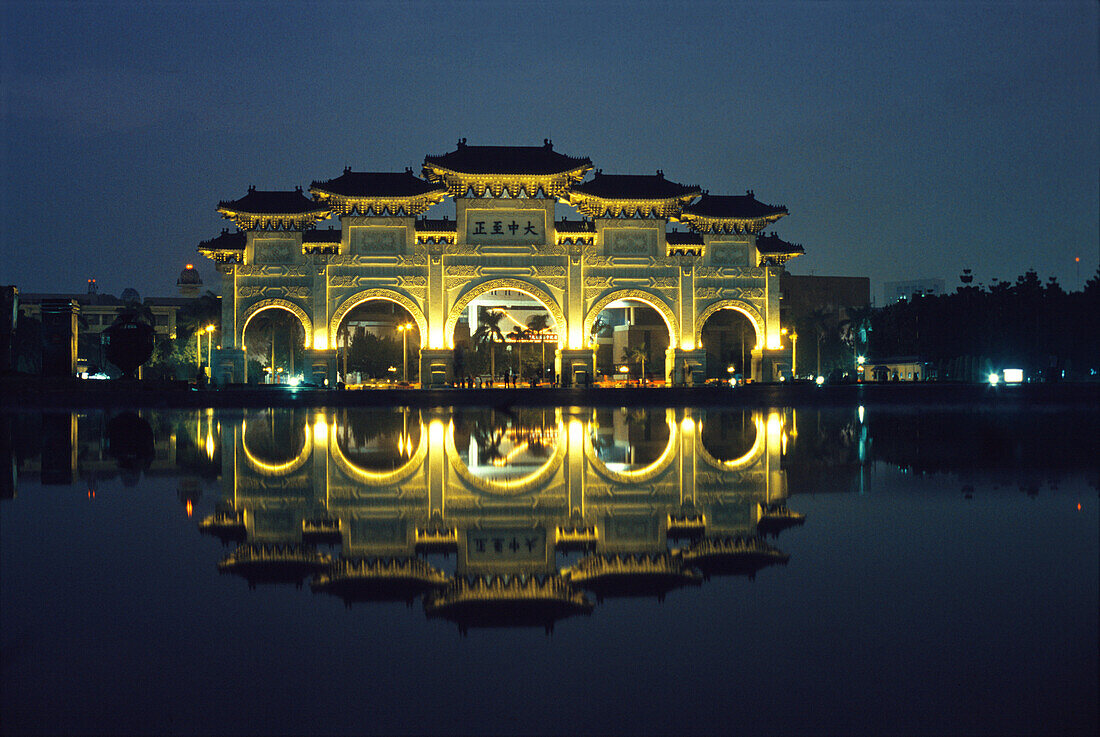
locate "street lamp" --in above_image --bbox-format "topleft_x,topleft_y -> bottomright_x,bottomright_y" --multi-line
396,322 -> 413,383
204,325 -> 216,376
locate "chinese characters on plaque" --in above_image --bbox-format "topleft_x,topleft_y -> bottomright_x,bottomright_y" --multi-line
465,210 -> 546,245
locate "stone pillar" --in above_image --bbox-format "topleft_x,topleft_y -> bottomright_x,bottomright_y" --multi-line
304,349 -> 337,386
220,267 -> 236,348
426,245 -> 446,350
566,244 -> 585,350
556,347 -> 594,386
666,348 -> 706,385
678,257 -> 695,350
209,347 -> 245,385
40,299 -> 79,377
420,348 -> 454,386
311,266 -> 329,350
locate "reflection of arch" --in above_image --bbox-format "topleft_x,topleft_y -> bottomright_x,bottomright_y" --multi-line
329,421 -> 427,486
445,279 -> 565,348
585,289 -> 679,345
584,410 -> 678,484
241,419 -> 312,476
444,420 -> 566,495
239,298 -> 313,348
696,413 -> 765,471
329,289 -> 427,348
695,300 -> 763,349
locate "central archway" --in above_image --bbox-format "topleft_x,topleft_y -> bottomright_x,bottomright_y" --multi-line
445,279 -> 565,350
239,299 -> 313,348
329,289 -> 427,349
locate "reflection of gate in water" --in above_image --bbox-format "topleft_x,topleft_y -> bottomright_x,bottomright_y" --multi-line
212,407 -> 801,629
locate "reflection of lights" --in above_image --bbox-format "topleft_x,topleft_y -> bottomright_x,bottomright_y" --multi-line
680,417 -> 695,434
1078,503 -> 1082,511
205,431 -> 215,460
186,499 -> 193,518
858,405 -> 865,424
492,441 -> 530,466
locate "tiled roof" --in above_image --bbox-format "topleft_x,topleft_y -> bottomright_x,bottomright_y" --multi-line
555,218 -> 596,234
755,232 -> 804,255
682,191 -> 787,219
415,217 -> 457,232
665,230 -> 704,246
423,139 -> 591,175
198,229 -> 246,250
218,187 -> 329,215
302,227 -> 341,243
311,169 -> 445,198
571,171 -> 701,200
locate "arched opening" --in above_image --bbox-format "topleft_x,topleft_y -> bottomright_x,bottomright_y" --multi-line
332,408 -> 422,477
586,408 -> 675,481
332,299 -> 421,386
447,409 -> 563,494
450,285 -> 561,386
586,293 -> 677,384
698,411 -> 761,467
241,409 -> 312,475
698,305 -> 760,381
242,307 -> 307,384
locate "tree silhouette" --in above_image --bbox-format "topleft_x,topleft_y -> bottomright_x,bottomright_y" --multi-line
472,308 -> 505,383
526,313 -> 552,382
621,345 -> 647,384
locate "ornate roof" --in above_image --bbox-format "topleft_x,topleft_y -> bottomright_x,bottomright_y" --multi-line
564,552 -> 702,600
424,139 -> 591,176
414,217 -> 457,233
422,139 -> 592,199
755,232 -> 804,264
197,229 -> 246,264
564,171 -> 701,219
217,186 -> 331,230
680,535 -> 789,579
554,218 -> 596,234
665,230 -> 704,246
302,227 -> 341,243
217,543 -> 333,586
310,168 -> 447,216
679,190 -> 788,234
571,171 -> 701,200
311,556 -> 448,604
424,573 -> 593,632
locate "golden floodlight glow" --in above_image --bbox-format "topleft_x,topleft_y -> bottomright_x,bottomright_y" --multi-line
681,341 -> 695,351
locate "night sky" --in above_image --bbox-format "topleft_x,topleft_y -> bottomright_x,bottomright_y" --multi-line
2,0 -> 1096,302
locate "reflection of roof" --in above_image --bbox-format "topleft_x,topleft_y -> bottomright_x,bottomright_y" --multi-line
756,504 -> 805,536
218,543 -> 333,586
564,552 -> 702,600
571,171 -> 701,201
311,169 -> 446,198
424,573 -> 592,633
199,508 -> 246,544
311,557 -> 448,604
681,192 -> 788,220
424,140 -> 591,176
680,536 -> 789,579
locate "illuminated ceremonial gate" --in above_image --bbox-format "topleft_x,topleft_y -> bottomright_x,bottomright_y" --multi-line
198,141 -> 803,385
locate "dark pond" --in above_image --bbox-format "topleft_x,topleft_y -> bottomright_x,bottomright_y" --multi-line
2,404 -> 1096,735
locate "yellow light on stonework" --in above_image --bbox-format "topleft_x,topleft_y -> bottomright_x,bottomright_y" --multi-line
680,416 -> 695,434
767,412 -> 783,448
313,328 -> 328,350
313,413 -> 329,448
681,341 -> 694,351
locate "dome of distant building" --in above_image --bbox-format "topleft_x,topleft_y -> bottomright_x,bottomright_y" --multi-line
178,264 -> 203,286
120,287 -> 141,303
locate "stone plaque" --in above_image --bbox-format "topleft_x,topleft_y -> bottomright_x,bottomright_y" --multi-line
254,238 -> 295,264
606,228 -> 657,256
465,210 -> 546,245
466,527 -> 546,563
350,226 -> 405,255
710,241 -> 752,266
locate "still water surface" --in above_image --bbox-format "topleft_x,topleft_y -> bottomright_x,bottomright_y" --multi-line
1,405 -> 1096,735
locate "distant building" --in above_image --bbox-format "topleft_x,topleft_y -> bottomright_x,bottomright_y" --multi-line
858,357 -> 934,382
778,272 -> 870,378
883,278 -> 944,304
17,279 -> 192,375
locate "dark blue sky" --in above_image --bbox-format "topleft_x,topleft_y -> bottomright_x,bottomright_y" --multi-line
2,0 -> 1096,301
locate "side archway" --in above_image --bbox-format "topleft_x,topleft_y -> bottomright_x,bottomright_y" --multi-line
584,289 -> 679,346
695,299 -> 763,349
444,278 -> 566,349
239,298 -> 312,348
328,289 -> 427,348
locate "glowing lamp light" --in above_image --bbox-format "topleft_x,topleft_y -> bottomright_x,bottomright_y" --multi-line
681,341 -> 695,351
987,373 -> 1000,385
857,355 -> 866,365
1003,368 -> 1023,384
815,376 -> 825,385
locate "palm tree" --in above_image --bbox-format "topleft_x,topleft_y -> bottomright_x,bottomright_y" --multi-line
526,313 -> 552,383
506,325 -> 529,379
472,308 -> 505,384
807,308 -> 832,376
622,345 -> 647,384
336,322 -> 350,381
590,315 -> 612,377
